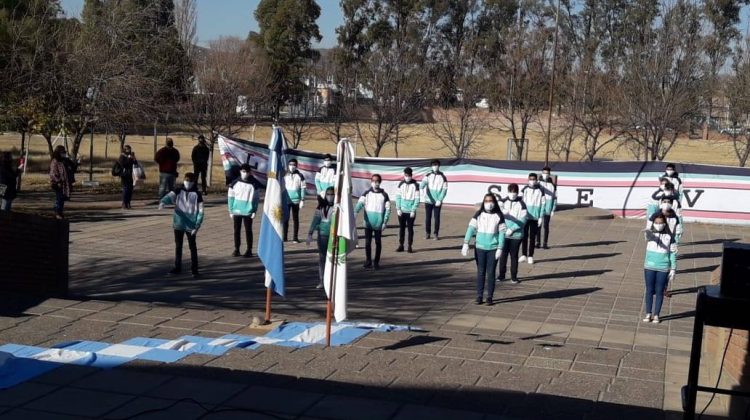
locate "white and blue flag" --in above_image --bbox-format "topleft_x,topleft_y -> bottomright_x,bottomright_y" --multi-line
258,126 -> 289,296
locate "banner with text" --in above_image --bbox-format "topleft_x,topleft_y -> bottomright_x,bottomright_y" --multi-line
218,134 -> 750,226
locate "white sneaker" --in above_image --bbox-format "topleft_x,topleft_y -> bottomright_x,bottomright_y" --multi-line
518,255 -> 527,263
527,257 -> 534,265
651,315 -> 660,324
316,282 -> 323,289
643,314 -> 652,322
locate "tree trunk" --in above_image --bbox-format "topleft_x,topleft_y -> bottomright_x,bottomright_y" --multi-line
118,126 -> 127,151
43,133 -> 54,158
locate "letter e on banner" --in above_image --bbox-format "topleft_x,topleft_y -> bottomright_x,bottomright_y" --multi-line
577,188 -> 594,207
683,189 -> 704,208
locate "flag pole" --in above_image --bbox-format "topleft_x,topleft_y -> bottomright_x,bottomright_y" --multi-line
264,285 -> 272,324
326,141 -> 348,347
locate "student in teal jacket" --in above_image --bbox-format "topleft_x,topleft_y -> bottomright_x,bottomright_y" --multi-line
395,167 -> 419,253
355,174 -> 391,270
307,187 -> 335,289
228,163 -> 260,257
642,214 -> 677,324
498,183 -> 528,284
159,172 -> 204,277
462,193 -> 506,305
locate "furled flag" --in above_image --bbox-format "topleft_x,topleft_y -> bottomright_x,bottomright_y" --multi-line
324,138 -> 358,322
258,127 -> 289,296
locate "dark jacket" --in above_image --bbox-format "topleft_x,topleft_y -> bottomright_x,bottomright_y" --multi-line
154,146 -> 180,174
118,154 -> 135,178
191,143 -> 210,165
0,164 -> 18,200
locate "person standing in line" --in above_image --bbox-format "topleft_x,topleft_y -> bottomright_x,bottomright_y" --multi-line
155,137 -> 180,199
648,178 -> 672,219
462,193 -> 506,305
118,145 -> 137,209
284,158 -> 305,243
49,145 -> 76,220
160,173 -> 204,277
191,135 -> 210,195
520,173 -> 546,264
307,187 -> 335,289
420,159 -> 448,240
355,174 -> 391,270
536,166 -> 556,249
498,183 -> 527,284
315,154 -> 336,198
661,163 -> 683,202
646,197 -> 683,245
642,213 -> 677,324
228,164 -> 259,257
395,167 -> 419,253
0,152 -> 19,211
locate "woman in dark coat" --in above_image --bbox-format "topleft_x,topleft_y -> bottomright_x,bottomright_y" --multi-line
49,145 -> 76,219
0,151 -> 18,211
118,145 -> 137,209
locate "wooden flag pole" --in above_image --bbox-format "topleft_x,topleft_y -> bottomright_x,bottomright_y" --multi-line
325,141 -> 348,347
264,287 -> 272,324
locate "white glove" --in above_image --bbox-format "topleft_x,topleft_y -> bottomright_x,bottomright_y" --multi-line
158,203 -> 164,210
506,228 -> 514,237
381,224 -> 387,232
190,229 -> 197,236
251,212 -> 256,219
299,201 -> 304,209
551,211 -> 555,217
435,201 -> 442,207
397,209 -> 403,217
461,243 -> 469,257
668,269 -> 675,282
410,212 -> 415,219
306,233 -> 313,246
230,213 -> 234,219
495,248 -> 502,259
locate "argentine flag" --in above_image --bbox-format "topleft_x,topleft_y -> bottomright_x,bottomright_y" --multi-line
258,127 -> 289,296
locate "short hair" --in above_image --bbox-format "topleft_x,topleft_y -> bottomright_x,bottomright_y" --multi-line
197,135 -> 206,142
666,163 -> 676,169
289,158 -> 298,165
664,181 -> 674,190
528,172 -> 538,179
371,173 -> 382,182
431,159 -> 440,166
324,154 -> 332,160
240,163 -> 252,172
184,172 -> 196,181
403,167 -> 413,175
166,137 -> 174,146
508,183 -> 519,193
325,187 -> 335,194
661,197 -> 674,203
542,166 -> 551,172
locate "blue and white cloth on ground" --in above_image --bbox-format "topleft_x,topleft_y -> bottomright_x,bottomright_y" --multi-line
0,321 -> 411,389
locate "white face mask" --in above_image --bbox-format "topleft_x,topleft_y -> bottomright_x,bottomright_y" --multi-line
404,176 -> 412,182
528,180 -> 536,187
431,165 -> 439,172
326,194 -> 335,204
666,170 -> 675,176
542,173 -> 549,179
371,182 -> 380,189
288,165 -> 297,172
240,171 -> 249,180
508,192 -> 518,200
660,202 -> 672,211
324,160 -> 332,168
184,181 -> 194,190
483,202 -> 494,211
660,184 -> 666,191
654,223 -> 666,232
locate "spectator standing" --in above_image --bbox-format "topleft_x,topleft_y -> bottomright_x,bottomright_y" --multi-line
155,137 -> 180,198
0,152 -> 19,211
192,135 -> 210,194
118,145 -> 136,209
49,145 -> 76,219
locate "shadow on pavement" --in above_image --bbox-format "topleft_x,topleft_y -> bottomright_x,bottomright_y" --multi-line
554,240 -> 625,248
493,287 -> 602,305
677,265 -> 719,275
681,238 -> 739,246
537,252 -> 621,264
521,270 -> 612,282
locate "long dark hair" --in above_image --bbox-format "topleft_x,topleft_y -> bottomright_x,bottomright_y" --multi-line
52,145 -> 66,161
481,193 -> 501,214
318,187 -> 335,210
650,214 -> 673,236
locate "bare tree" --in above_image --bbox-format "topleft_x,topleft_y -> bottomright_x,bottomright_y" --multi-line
725,38 -> 750,167
174,0 -> 197,60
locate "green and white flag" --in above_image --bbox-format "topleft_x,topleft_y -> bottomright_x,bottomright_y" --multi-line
324,139 -> 357,322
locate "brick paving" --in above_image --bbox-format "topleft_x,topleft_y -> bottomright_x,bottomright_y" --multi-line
1,196 -> 748,419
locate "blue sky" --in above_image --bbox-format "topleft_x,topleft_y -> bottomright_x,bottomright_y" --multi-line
60,0 -> 344,48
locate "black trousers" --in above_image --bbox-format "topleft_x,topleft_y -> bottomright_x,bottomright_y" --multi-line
283,203 -> 300,241
424,203 -> 442,235
121,176 -> 133,207
521,220 -> 539,257
497,238 -> 522,281
398,213 -> 415,246
193,163 -> 208,192
233,215 -> 253,252
174,230 -> 198,273
364,227 -> 382,264
536,215 -> 551,247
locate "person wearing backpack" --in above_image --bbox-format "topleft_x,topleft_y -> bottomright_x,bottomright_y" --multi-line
117,145 -> 137,209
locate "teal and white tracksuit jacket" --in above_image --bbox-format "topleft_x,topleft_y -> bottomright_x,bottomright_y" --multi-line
284,171 -> 305,205
227,178 -> 259,217
644,231 -> 677,273
538,178 -> 557,216
661,172 -> 683,200
355,188 -> 391,230
309,205 -> 334,239
161,187 -> 204,232
521,185 -> 546,221
395,180 -> 420,213
464,210 -> 507,250
646,210 -> 683,244
315,166 -> 336,197
500,197 -> 528,240
420,171 -> 448,205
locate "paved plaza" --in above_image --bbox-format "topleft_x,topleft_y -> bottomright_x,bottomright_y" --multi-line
1,193 -> 748,419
